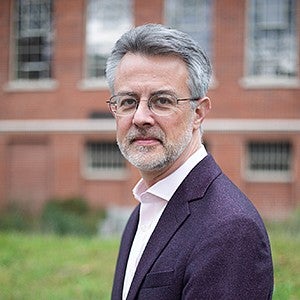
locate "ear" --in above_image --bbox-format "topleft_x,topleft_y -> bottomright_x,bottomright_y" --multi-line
193,97 -> 211,130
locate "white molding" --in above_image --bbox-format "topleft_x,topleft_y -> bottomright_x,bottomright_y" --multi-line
0,119 -> 116,133
77,78 -> 109,91
82,169 -> 128,181
244,170 -> 292,183
204,119 -> 300,133
240,76 -> 300,89
0,119 -> 300,133
3,80 -> 59,92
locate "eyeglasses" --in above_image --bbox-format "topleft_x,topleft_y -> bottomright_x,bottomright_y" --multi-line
106,93 -> 200,117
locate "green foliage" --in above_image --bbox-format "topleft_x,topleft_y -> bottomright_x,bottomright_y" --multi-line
53,197 -> 89,215
0,197 -> 105,236
41,197 -> 104,236
0,202 -> 35,232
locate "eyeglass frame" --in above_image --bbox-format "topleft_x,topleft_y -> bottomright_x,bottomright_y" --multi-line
106,92 -> 201,117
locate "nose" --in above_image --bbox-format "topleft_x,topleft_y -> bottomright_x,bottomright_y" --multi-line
132,99 -> 155,127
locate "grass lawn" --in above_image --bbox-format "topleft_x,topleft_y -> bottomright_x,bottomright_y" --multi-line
267,225 -> 300,300
0,233 -> 119,300
0,223 -> 299,299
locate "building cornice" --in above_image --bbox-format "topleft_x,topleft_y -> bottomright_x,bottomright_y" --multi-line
204,119 -> 300,133
0,119 -> 116,133
0,119 -> 300,133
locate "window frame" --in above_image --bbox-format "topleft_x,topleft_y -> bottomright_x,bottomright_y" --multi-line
245,140 -> 293,182
80,0 -> 133,90
7,0 -> 57,92
163,0 -> 215,88
241,0 -> 299,89
82,140 -> 127,180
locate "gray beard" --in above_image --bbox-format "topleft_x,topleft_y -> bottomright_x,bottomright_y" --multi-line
117,126 -> 193,172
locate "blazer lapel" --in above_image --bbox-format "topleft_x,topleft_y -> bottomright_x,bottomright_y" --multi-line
126,154 -> 222,300
111,206 -> 139,300
126,194 -> 190,300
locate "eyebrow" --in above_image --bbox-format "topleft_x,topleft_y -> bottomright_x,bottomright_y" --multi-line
150,90 -> 177,97
115,89 -> 177,98
115,92 -> 139,97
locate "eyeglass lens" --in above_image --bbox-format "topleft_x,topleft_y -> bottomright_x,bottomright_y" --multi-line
110,94 -> 178,116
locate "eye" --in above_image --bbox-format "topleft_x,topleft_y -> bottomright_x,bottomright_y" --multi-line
152,95 -> 175,107
118,97 -> 137,108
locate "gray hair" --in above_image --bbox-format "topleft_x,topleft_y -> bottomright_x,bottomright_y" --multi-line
106,23 -> 212,99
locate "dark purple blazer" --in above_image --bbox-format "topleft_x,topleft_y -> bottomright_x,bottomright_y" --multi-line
111,154 -> 273,299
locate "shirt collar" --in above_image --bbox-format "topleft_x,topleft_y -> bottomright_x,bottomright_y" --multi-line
133,145 -> 207,203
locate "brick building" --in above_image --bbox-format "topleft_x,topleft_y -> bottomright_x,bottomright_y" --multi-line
0,0 -> 299,220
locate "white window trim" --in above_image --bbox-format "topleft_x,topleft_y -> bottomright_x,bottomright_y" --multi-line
82,140 -> 128,180
12,0 -> 54,81
77,78 -> 109,91
84,0 -> 133,82
83,168 -> 128,181
164,0 -> 213,57
4,79 -> 59,92
244,170 -> 292,183
244,140 -> 293,183
242,0 -> 299,89
240,76 -> 300,89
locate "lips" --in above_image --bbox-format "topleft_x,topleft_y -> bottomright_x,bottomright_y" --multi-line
131,136 -> 162,146
126,127 -> 165,147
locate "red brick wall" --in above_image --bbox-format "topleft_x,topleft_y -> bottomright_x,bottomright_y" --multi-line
0,0 -> 299,218
1,0 -> 299,120
7,138 -> 50,214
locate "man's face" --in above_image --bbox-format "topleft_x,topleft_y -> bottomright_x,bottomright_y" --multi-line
113,53 -> 204,175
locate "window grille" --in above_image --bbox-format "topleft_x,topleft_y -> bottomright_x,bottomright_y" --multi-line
13,0 -> 53,80
164,0 -> 213,59
85,0 -> 133,79
247,141 -> 292,181
247,0 -> 297,78
85,141 -> 126,178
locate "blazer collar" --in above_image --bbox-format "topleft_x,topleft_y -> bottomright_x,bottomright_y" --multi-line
126,154 -> 222,299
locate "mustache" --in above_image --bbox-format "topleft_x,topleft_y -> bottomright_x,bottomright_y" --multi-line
126,128 -> 165,143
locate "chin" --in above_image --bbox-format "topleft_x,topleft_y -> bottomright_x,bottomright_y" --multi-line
130,154 -> 174,172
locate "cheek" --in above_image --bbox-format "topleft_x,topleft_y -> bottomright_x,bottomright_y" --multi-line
162,116 -> 190,140
116,118 -> 131,140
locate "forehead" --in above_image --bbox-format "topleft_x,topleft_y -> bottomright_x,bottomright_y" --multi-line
114,53 -> 190,95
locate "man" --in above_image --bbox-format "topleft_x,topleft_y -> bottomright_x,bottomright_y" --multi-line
106,24 -> 273,300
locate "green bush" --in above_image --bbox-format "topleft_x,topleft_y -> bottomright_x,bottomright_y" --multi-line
0,202 -> 34,232
41,197 -> 99,236
55,196 -> 89,215
0,197 -> 105,236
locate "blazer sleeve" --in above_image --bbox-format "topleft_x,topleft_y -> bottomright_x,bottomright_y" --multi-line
182,216 -> 273,300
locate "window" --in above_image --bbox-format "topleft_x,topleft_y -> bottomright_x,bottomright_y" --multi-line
246,0 -> 297,84
164,0 -> 213,59
246,141 -> 292,181
84,141 -> 126,179
85,0 -> 133,80
13,0 -> 53,80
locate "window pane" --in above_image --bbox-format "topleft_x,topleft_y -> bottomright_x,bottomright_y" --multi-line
86,141 -> 126,172
164,0 -> 213,59
14,0 -> 53,80
86,0 -> 133,79
248,141 -> 292,174
248,0 -> 297,78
